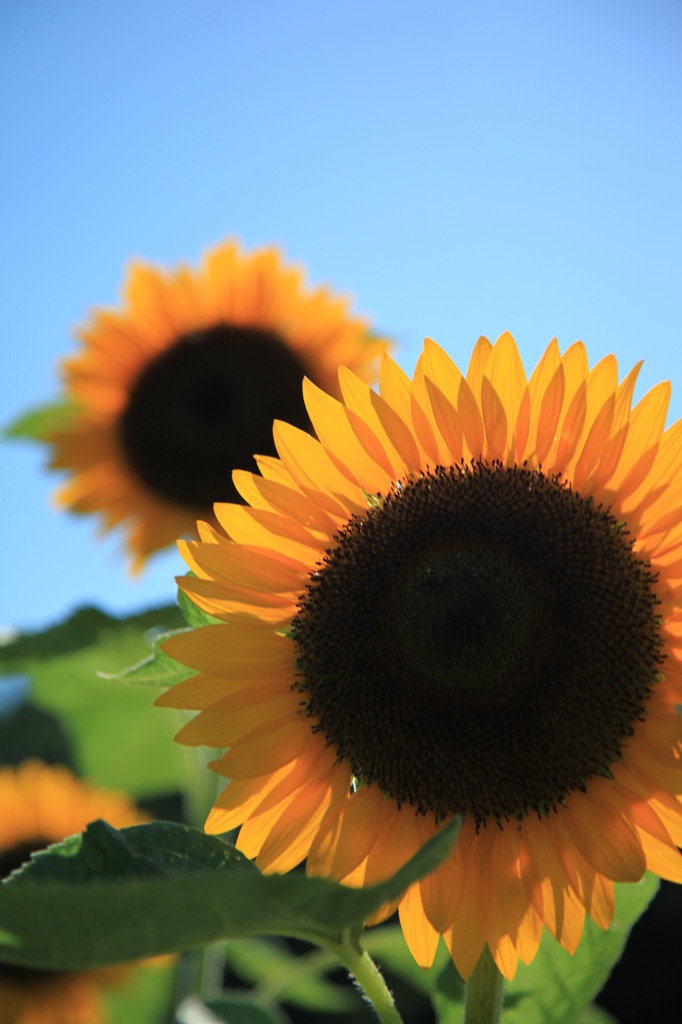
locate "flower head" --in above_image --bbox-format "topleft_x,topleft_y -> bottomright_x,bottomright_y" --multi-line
0,761 -> 147,1024
47,241 -> 390,570
158,332 -> 682,980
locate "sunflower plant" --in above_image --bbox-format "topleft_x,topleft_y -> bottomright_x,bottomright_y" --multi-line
1,331 -> 681,1024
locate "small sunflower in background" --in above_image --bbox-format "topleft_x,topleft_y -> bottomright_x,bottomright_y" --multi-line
45,241 -> 391,570
0,760 -> 149,1024
158,331 -> 682,981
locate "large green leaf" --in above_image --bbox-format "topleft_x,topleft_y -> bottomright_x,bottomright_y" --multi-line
0,818 -> 460,970
432,872 -> 659,1023
0,604 -> 186,796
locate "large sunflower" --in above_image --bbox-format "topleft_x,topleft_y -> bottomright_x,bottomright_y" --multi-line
0,761 -> 148,1024
158,332 -> 682,981
47,241 -> 390,570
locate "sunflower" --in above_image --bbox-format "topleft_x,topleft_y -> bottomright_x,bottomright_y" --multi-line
0,760 -> 148,1024
157,332 -> 682,981
47,241 -> 390,570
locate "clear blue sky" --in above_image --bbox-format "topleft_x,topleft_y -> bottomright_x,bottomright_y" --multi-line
2,0 -> 681,632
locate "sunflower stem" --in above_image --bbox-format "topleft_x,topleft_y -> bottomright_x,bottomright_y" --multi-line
464,944 -> 504,1024
329,929 -> 405,1024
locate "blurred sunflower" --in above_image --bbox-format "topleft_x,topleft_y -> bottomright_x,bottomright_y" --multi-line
0,760 -> 148,1024
47,241 -> 390,570
158,332 -> 682,981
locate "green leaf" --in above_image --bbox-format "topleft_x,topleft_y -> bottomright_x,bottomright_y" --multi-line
98,628 -> 195,688
202,995 -> 292,1024
0,817 -> 460,970
432,872 -> 658,1024
3,400 -> 79,440
97,579 -> 222,686
576,1006 -> 619,1024
21,819 -> 251,882
0,604 -> 187,796
178,583 -> 223,628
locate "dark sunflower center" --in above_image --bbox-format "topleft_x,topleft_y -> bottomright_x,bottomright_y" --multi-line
118,325 -> 311,509
292,462 -> 664,823
0,837 -> 59,986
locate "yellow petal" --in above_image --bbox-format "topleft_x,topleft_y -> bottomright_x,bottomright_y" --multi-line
162,621 -> 292,676
561,354 -> 619,477
466,335 -> 493,398
180,539 -> 307,592
572,393 -> 615,492
520,816 -> 585,953
574,361 -> 642,492
553,380 -> 587,474
205,765 -> 296,833
231,471 -> 338,536
273,421 -> 367,517
611,381 -> 671,501
370,388 -> 423,473
534,365 -> 565,465
308,786 -> 392,880
256,770 -> 347,874
411,355 -> 451,466
558,796 -> 646,882
420,821 -> 466,933
442,824 -> 486,980
213,716 -> 315,778
178,571 -> 296,616
338,366 -> 413,477
398,883 -> 440,969
486,331 -> 528,455
515,903 -> 543,966
379,350 -> 415,425
474,826 -> 529,980
214,503 -> 325,563
174,688 -> 298,746
303,377 -> 394,492
423,379 -> 464,462
480,377 -> 508,461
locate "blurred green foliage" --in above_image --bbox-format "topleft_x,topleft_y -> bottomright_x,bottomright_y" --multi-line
0,603 -> 186,796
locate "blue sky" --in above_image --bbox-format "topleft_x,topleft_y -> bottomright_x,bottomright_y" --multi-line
2,0 -> 682,632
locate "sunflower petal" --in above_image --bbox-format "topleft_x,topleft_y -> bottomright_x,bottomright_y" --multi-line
399,883 -> 440,969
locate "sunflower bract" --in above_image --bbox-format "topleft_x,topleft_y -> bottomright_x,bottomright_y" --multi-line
159,331 -> 682,981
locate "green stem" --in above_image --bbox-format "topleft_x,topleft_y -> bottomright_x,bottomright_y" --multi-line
464,944 -> 504,1024
326,929 -> 405,1024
